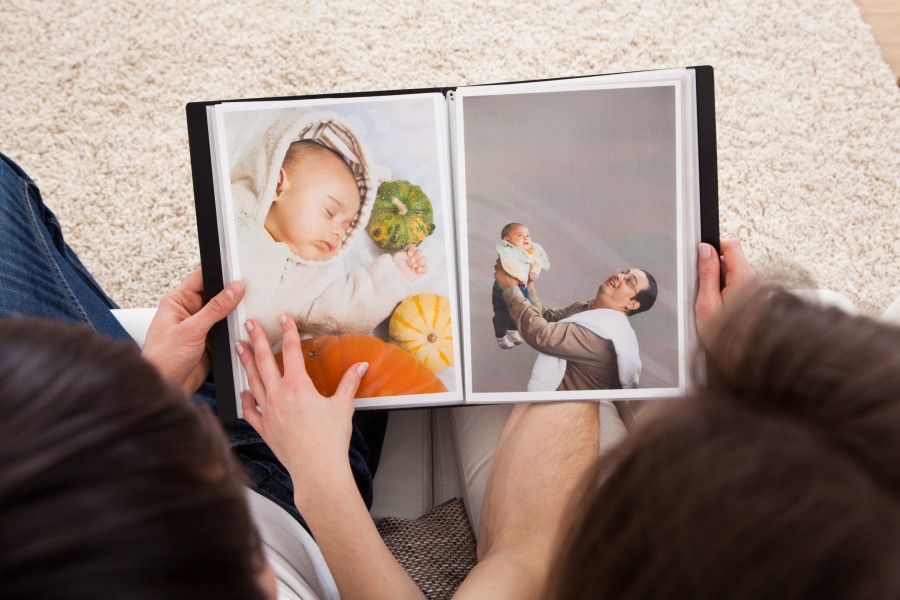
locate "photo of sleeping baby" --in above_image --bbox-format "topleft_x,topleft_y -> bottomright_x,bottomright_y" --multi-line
216,94 -> 460,396
458,82 -> 683,398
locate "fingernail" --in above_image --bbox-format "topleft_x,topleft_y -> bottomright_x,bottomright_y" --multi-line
235,343 -> 244,355
698,243 -> 711,260
357,362 -> 369,377
279,313 -> 288,325
224,286 -> 234,300
245,320 -> 254,332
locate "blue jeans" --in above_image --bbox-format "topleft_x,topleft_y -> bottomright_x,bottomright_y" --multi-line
0,153 -> 386,534
491,280 -> 529,337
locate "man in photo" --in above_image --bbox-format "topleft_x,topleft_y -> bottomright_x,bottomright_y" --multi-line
493,264 -> 658,391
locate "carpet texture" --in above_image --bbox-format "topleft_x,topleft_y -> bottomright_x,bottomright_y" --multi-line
2,0 -> 898,314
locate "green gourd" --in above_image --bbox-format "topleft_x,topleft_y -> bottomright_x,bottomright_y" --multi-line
367,180 -> 436,249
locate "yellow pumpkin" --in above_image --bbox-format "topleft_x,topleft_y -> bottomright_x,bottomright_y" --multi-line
389,294 -> 454,372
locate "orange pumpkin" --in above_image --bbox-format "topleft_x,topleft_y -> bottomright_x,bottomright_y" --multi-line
275,333 -> 447,397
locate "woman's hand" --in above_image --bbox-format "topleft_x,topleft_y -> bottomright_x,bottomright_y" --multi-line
239,319 -> 423,600
236,313 -> 368,488
142,268 -> 244,396
695,239 -> 758,345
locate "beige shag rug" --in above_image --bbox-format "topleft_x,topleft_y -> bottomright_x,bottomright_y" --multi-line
2,0 -> 898,315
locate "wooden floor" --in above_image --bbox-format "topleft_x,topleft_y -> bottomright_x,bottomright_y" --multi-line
856,0 -> 900,86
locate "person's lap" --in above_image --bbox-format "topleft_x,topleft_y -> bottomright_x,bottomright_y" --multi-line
0,152 -> 386,534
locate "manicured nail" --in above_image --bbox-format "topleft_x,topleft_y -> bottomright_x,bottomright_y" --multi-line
698,243 -> 711,260
279,313 -> 288,325
357,362 -> 369,377
245,320 -> 254,332
235,343 -> 244,355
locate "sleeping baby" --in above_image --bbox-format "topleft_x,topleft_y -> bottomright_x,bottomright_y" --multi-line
231,108 -> 427,345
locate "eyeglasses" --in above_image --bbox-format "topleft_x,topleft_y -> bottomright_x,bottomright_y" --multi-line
616,268 -> 639,295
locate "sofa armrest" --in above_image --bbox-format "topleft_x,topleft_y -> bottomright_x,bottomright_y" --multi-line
111,308 -> 157,347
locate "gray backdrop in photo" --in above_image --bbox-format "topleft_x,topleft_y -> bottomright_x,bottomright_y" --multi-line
462,85 -> 680,393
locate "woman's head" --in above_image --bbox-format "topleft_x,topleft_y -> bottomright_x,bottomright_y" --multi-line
551,288 -> 900,599
0,319 -> 268,599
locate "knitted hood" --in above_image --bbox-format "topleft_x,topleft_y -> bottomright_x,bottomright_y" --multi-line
231,108 -> 376,265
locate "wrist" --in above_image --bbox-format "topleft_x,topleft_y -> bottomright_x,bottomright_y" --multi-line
292,459 -> 357,514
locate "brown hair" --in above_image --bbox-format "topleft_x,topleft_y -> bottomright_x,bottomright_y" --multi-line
550,287 -> 900,599
0,319 -> 267,599
501,222 -> 525,239
627,269 -> 657,316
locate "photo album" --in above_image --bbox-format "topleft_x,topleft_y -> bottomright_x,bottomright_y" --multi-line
187,66 -> 719,421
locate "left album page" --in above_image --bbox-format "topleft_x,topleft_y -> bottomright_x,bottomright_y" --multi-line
205,93 -> 464,415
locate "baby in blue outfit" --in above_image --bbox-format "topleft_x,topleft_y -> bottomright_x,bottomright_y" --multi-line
491,222 -> 550,349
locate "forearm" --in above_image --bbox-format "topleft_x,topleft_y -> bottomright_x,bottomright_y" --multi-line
503,288 -> 593,362
295,464 -> 424,600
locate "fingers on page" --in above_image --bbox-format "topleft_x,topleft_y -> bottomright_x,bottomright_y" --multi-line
240,392 -> 262,430
335,362 -> 368,402
244,320 -> 281,385
237,340 -> 266,401
278,313 -> 306,376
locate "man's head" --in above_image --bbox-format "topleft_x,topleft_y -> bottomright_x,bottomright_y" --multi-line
264,140 -> 362,261
591,268 -> 657,316
501,223 -> 533,250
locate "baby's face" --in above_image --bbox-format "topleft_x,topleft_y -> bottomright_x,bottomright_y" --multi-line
503,225 -> 532,249
265,150 -> 361,260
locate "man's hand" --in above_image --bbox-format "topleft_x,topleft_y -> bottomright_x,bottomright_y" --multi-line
142,268 -> 244,396
236,314 -> 366,489
494,260 -> 520,289
695,239 -> 758,345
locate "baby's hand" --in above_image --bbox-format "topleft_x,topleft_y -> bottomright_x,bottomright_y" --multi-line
528,270 -> 539,282
393,244 -> 429,281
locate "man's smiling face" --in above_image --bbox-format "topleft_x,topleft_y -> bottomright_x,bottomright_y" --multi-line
592,268 -> 650,313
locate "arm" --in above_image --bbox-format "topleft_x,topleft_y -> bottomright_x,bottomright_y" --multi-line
494,263 -> 603,363
524,286 -> 572,322
237,315 -> 424,600
503,288 -> 607,364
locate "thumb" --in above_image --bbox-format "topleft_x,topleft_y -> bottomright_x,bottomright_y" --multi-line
191,281 -> 245,333
333,362 -> 368,404
696,243 -> 721,303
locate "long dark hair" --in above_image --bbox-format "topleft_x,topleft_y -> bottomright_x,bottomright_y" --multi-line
0,319 -> 267,599
550,287 -> 900,598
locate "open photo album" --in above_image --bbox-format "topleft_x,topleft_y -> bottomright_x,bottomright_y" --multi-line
187,66 -> 719,420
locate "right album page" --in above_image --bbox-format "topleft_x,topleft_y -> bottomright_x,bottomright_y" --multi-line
452,68 -> 705,403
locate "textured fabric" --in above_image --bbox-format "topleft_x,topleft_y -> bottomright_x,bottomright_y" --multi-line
377,498 -> 477,600
4,1 -> 896,316
0,154 -> 129,339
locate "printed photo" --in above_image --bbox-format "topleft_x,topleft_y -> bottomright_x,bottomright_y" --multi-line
211,94 -> 462,402
456,83 -> 684,399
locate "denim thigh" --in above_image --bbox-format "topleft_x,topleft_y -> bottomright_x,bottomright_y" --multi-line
0,153 -> 130,339
0,152 -> 388,537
